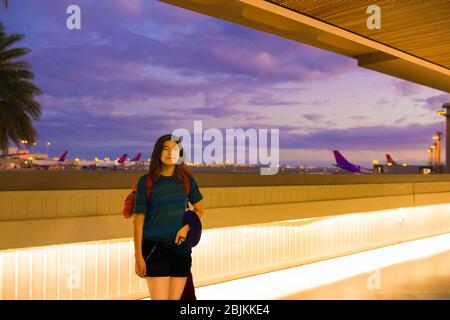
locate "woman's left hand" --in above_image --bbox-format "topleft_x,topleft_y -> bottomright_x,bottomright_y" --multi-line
175,224 -> 190,245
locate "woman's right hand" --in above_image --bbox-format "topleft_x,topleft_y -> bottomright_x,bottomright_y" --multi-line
135,256 -> 147,278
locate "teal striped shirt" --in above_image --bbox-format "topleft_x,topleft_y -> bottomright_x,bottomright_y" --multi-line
133,173 -> 203,257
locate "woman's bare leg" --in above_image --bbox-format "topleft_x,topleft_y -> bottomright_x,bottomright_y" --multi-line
146,276 -> 170,300
168,276 -> 188,300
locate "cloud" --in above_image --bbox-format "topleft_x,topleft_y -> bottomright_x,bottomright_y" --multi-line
303,114 -> 325,122
376,98 -> 390,105
190,105 -> 254,118
248,98 -> 299,106
113,0 -> 143,15
238,121 -> 446,151
5,0 -> 430,166
350,116 -> 370,121
393,80 -> 421,96
283,122 -> 445,150
4,0 -> 355,119
33,105 -> 188,158
394,117 -> 408,124
416,93 -> 450,111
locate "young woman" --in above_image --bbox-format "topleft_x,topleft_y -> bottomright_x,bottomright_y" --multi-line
132,134 -> 204,300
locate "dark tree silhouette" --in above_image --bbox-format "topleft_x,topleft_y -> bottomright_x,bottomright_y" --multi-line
0,22 -> 42,157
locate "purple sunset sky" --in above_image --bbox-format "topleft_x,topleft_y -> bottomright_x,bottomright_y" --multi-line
1,0 -> 449,167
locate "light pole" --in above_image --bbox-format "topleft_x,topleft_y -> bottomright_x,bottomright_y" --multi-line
433,142 -> 438,170
430,145 -> 436,167
432,132 -> 442,172
437,103 -> 450,173
428,147 -> 433,166
46,142 -> 51,157
21,140 -> 29,152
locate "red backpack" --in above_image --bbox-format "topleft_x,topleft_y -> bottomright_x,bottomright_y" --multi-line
122,173 -> 197,300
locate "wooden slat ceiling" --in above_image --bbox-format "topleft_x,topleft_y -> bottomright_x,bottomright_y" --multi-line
160,0 -> 450,91
266,0 -> 450,71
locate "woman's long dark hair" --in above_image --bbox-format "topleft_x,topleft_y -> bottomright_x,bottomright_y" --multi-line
148,134 -> 192,185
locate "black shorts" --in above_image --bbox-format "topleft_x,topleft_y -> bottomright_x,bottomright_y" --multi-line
142,242 -> 192,277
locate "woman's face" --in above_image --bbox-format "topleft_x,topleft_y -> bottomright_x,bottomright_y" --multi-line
160,140 -> 181,166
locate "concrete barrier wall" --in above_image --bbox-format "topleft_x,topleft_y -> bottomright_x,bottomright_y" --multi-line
1,172 -> 450,299
1,204 -> 450,300
1,172 -> 450,250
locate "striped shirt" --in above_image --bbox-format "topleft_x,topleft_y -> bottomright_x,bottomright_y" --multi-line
133,173 -> 203,257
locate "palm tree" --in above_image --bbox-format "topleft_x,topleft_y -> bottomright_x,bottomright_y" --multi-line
0,22 -> 42,158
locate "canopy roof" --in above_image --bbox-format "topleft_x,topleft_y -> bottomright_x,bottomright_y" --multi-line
161,0 -> 450,92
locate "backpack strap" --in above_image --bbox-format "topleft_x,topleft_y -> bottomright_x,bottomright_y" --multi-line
184,175 -> 191,209
184,176 -> 191,194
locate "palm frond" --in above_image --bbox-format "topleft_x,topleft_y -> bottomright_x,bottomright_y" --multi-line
0,20 -> 42,157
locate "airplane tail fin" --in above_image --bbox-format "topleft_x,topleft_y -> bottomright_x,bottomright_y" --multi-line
333,150 -> 352,167
58,150 -> 68,162
132,153 -> 142,162
386,154 -> 396,165
117,154 -> 127,164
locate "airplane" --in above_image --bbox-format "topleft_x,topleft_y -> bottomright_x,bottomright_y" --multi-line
332,150 -> 373,174
30,150 -> 71,168
386,154 -> 397,165
4,150 -> 30,159
122,153 -> 143,167
74,152 -> 142,169
381,153 -> 434,174
72,158 -> 98,169
385,153 -> 431,168
95,154 -> 127,168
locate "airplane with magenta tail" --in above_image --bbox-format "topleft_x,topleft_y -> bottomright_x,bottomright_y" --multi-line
386,154 -> 397,165
96,153 -> 128,168
123,152 -> 143,167
30,150 -> 70,168
332,150 -> 373,174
